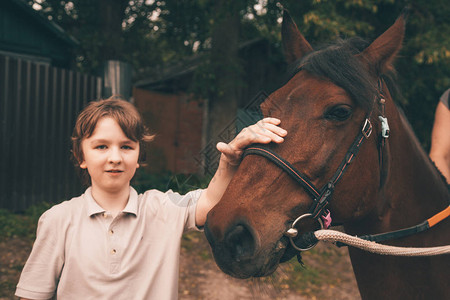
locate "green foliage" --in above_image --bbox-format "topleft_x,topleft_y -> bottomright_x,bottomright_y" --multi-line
396,0 -> 450,148
0,209 -> 31,238
274,0 -> 449,148
132,169 -> 211,195
0,202 -> 52,239
28,0 -> 449,148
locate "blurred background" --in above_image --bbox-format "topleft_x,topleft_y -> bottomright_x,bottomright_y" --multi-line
0,0 -> 449,211
0,1 -> 448,298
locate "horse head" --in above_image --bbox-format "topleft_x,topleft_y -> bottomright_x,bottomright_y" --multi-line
204,10 -> 449,296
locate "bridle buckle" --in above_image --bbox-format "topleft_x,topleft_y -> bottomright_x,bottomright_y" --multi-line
362,118 -> 372,138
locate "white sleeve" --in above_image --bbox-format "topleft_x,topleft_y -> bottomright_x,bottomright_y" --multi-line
15,209 -> 65,299
164,189 -> 204,232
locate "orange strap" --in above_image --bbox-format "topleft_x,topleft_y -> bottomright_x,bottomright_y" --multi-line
427,206 -> 450,227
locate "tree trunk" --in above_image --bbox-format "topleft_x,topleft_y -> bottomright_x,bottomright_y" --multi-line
97,0 -> 128,60
207,0 -> 242,171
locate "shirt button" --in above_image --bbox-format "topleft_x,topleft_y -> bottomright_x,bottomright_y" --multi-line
103,213 -> 108,218
111,249 -> 117,254
109,229 -> 114,235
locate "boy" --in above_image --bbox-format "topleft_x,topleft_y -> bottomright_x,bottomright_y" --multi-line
15,96 -> 287,299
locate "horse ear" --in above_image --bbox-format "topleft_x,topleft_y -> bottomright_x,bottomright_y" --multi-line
281,9 -> 313,64
361,10 -> 408,76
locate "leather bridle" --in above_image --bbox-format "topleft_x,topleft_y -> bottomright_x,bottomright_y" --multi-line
243,110 -> 375,250
243,76 -> 389,251
242,81 -> 450,252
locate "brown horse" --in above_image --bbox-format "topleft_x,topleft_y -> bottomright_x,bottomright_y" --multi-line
204,10 -> 450,300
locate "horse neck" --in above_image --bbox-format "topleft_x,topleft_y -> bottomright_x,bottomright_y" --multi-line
347,99 -> 449,239
384,104 -> 449,216
344,100 -> 450,300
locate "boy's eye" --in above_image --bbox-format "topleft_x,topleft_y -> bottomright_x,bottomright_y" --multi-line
121,145 -> 133,150
95,145 -> 107,150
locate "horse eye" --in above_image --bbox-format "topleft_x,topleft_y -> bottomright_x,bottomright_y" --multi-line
325,105 -> 352,121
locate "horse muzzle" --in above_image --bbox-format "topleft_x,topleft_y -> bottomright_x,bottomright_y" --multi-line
204,219 -> 284,278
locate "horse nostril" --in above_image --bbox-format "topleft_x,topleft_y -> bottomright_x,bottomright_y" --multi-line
225,224 -> 255,262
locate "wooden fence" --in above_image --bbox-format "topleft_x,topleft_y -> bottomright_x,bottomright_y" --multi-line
0,55 -> 102,212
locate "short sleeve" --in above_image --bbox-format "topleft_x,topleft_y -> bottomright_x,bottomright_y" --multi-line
439,88 -> 450,109
164,189 -> 204,232
15,209 -> 65,299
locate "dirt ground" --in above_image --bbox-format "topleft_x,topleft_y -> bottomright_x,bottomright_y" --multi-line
1,231 -> 361,299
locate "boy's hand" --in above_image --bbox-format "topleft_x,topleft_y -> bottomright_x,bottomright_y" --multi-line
196,118 -> 286,226
216,117 -> 287,166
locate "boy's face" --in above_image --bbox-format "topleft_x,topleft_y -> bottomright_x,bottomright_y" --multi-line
80,117 -> 140,194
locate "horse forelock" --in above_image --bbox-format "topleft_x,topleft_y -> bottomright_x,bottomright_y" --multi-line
291,37 -> 382,112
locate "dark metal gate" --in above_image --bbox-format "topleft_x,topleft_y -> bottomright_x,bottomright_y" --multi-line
0,55 -> 102,211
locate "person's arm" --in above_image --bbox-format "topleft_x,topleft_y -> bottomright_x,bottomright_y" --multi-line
195,117 -> 287,226
429,101 -> 450,183
15,209 -> 62,300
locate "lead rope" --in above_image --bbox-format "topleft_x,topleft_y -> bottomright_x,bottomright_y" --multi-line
301,85 -> 449,257
312,82 -> 449,257
295,205 -> 450,256
311,229 -> 450,256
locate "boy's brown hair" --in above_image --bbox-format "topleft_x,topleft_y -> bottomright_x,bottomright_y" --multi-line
71,96 -> 153,184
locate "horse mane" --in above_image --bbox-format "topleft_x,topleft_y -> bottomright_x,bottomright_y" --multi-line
287,37 -> 401,112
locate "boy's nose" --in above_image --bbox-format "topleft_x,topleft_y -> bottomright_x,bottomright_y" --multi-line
108,148 -> 122,164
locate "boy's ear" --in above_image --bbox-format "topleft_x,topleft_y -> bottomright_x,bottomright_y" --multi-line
80,161 -> 87,169
136,163 -> 140,169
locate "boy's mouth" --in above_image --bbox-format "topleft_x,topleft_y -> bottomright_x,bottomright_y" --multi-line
106,170 -> 124,173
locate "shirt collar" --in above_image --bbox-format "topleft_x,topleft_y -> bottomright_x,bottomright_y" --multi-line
85,187 -> 139,217
122,187 -> 138,216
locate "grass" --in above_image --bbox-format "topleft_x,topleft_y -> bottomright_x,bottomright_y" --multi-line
274,257 -> 332,294
0,202 -> 54,299
0,202 -> 52,239
180,231 -> 350,299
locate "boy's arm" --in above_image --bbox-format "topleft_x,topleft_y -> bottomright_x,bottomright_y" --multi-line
15,209 -> 62,300
195,118 -> 287,226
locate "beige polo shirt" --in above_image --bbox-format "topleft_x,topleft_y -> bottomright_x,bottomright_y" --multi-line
15,187 -> 203,300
